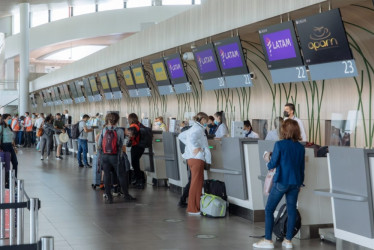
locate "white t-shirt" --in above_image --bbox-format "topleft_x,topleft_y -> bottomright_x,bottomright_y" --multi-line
214,123 -> 229,139
34,118 -> 44,129
242,130 -> 259,139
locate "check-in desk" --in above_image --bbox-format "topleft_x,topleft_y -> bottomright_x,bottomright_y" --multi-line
258,140 -> 333,239
315,147 -> 374,249
140,131 -> 168,186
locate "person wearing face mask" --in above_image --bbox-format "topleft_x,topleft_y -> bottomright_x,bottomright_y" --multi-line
213,111 -> 229,139
24,112 -> 33,147
77,115 -> 93,168
31,113 -> 37,146
207,116 -> 218,136
11,114 -> 20,146
178,112 -> 211,215
154,116 -> 167,132
283,103 -> 307,142
242,120 -> 259,139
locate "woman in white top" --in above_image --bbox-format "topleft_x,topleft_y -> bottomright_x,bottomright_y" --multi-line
242,120 -> 259,139
214,111 -> 229,139
178,112 -> 211,215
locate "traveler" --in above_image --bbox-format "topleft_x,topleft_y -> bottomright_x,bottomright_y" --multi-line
243,120 -> 259,138
283,103 -> 307,141
18,116 -> 25,147
98,112 -> 136,204
207,116 -> 217,136
154,116 -> 167,131
40,115 -> 61,160
253,119 -> 305,249
265,117 -> 284,141
77,114 -> 93,168
178,112 -> 211,215
53,113 -> 65,160
61,110 -> 71,155
0,114 -> 19,179
214,111 -> 229,139
127,113 -> 146,189
24,112 -> 33,147
11,114 -> 20,146
31,113 -> 37,145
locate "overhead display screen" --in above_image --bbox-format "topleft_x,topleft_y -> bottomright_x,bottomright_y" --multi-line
164,53 -> 188,85
214,36 -> 249,76
43,90 -> 51,102
39,91 -> 45,103
74,81 -> 85,97
107,70 -> 121,92
62,84 -> 71,99
295,8 -> 353,65
99,73 -> 111,93
88,76 -> 99,95
151,58 -> 171,86
192,43 -> 222,80
82,78 -> 93,96
121,66 -> 136,89
259,21 -> 304,70
131,64 -> 148,88
58,85 -> 67,100
53,87 -> 61,100
69,82 -> 79,98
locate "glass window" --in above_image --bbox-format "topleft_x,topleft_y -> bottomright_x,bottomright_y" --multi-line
31,10 -> 49,27
98,1 -> 123,11
51,8 -> 69,21
127,0 -> 152,8
43,45 -> 107,61
74,4 -> 96,16
12,13 -> 20,34
162,0 -> 193,5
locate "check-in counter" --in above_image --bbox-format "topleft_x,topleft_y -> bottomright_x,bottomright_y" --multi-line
258,140 -> 333,239
315,147 -> 374,249
140,131 -> 168,186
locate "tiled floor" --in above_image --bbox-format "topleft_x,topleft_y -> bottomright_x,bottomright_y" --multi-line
3,148 -> 336,249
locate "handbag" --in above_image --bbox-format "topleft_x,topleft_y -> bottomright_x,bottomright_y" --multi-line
264,168 -> 276,195
37,121 -> 44,137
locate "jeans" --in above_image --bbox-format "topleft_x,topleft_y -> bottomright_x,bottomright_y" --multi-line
25,131 -> 32,146
77,139 -> 88,166
265,182 -> 299,241
17,131 -> 24,145
131,145 -> 145,182
102,154 -> 129,199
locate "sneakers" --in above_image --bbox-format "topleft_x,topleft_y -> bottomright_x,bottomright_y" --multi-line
85,164 -> 92,168
112,186 -> 121,197
46,156 -> 49,160
124,194 -> 136,201
56,156 -> 63,160
187,212 -> 201,216
41,156 -> 44,160
253,239 -> 274,249
78,164 -> 84,168
282,240 -> 293,249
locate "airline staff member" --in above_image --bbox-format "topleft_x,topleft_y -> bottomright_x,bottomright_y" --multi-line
214,111 -> 229,139
11,114 -> 20,145
24,112 -> 33,147
283,103 -> 307,141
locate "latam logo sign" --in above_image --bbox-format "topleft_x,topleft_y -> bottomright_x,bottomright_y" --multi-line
217,43 -> 243,70
263,29 -> 297,62
167,57 -> 184,79
195,49 -> 217,74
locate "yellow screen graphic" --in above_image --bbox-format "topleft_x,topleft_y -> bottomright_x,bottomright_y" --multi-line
89,79 -> 98,92
100,75 -> 110,90
108,73 -> 119,88
152,62 -> 168,81
123,70 -> 134,86
132,67 -> 146,85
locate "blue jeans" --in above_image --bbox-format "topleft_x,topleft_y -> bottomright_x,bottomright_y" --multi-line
77,139 -> 88,166
17,131 -> 24,145
265,182 -> 299,241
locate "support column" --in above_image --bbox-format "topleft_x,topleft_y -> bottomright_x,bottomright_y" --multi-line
19,3 -> 30,115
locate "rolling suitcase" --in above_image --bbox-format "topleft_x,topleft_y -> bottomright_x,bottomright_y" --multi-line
91,154 -> 101,189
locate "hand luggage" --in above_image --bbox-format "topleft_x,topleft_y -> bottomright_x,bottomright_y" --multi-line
0,151 -> 11,171
273,203 -> 302,241
200,193 -> 227,218
91,154 -> 101,189
203,179 -> 227,201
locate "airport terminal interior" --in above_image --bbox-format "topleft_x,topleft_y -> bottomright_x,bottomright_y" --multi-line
1,0 -> 374,249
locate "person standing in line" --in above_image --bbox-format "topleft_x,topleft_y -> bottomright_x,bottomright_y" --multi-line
35,113 -> 45,150
24,112 -> 33,147
283,103 -> 307,142
11,114 -> 20,146
178,112 -> 211,215
31,113 -> 37,145
40,115 -> 61,160
253,119 -> 305,249
265,117 -> 284,141
18,116 -> 25,147
213,111 -> 229,139
53,113 -> 65,160
242,120 -> 259,139
0,114 -> 19,180
98,112 -> 136,204
77,114 -> 93,168
61,110 -> 71,155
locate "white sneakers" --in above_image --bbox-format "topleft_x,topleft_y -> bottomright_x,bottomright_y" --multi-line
253,239 -> 293,249
187,212 -> 201,216
253,239 -> 274,248
41,156 -> 44,160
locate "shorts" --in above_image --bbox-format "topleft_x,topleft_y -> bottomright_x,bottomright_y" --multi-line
54,134 -> 62,145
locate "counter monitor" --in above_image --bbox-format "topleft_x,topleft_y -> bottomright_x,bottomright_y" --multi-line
151,58 -> 171,86
192,43 -> 222,80
164,53 -> 189,85
74,81 -> 85,97
99,73 -> 112,93
121,66 -> 136,89
107,70 -> 121,92
83,78 -> 93,96
131,64 -> 148,89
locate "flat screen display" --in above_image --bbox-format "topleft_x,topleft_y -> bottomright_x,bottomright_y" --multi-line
49,87 -> 56,101
214,36 -> 249,76
88,76 -> 99,95
39,91 -> 45,103
53,87 -> 61,100
99,73 -> 111,93
74,81 -> 84,97
107,70 -> 121,92
259,21 -> 304,69
69,82 -> 79,98
43,90 -> 50,102
164,53 -> 188,85
193,43 -> 222,80
295,8 -> 353,65
58,85 -> 67,100
131,64 -> 148,88
150,58 -> 171,86
63,84 -> 71,99
121,66 -> 136,89
82,78 -> 93,96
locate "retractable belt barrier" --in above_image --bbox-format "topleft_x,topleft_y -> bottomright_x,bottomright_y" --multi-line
0,162 -> 54,250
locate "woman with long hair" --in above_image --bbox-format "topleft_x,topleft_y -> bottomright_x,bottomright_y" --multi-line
0,114 -> 19,180
213,111 -> 229,139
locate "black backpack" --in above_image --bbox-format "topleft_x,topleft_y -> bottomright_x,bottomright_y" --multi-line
273,203 -> 302,241
71,122 -> 82,139
138,124 -> 153,148
204,180 -> 227,201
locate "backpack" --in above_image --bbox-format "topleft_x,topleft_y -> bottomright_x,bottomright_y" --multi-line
102,128 -> 118,155
273,203 -> 302,241
204,180 -> 228,201
71,122 -> 82,139
138,124 -> 153,148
